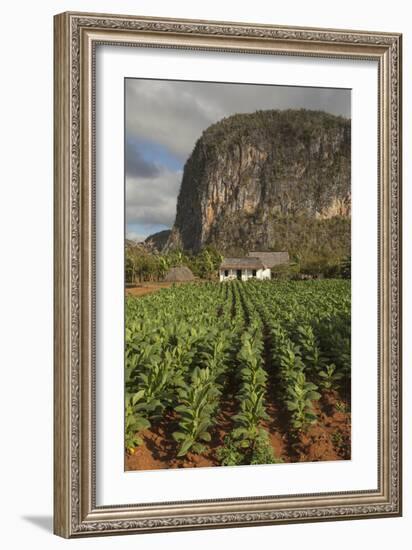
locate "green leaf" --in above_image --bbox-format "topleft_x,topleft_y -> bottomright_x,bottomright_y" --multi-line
232,427 -> 248,439
175,405 -> 189,413
306,391 -> 322,401
192,443 -> 206,454
133,417 -> 150,431
199,431 -> 211,442
172,431 -> 186,442
177,438 -> 194,457
132,390 -> 145,405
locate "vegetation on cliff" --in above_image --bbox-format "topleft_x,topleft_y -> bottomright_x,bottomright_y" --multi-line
169,108 -> 351,258
132,109 -> 351,281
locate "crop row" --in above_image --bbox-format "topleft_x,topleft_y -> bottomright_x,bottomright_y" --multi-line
125,279 -> 350,464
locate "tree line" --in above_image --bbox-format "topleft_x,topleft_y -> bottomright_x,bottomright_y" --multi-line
125,245 -> 223,284
125,242 -> 350,284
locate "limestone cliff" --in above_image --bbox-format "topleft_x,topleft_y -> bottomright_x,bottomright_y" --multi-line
167,109 -> 350,255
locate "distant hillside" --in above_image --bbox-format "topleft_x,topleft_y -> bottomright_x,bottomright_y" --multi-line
145,230 -> 172,251
167,109 -> 351,261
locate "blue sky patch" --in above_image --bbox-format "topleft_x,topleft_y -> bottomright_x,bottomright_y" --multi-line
128,137 -> 183,173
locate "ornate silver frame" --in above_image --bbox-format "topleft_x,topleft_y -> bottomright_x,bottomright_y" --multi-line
53,11 -> 402,538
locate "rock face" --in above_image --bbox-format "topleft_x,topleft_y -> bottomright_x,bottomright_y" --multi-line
168,109 -> 350,254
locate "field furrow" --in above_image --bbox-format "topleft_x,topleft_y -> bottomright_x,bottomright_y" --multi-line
125,279 -> 351,470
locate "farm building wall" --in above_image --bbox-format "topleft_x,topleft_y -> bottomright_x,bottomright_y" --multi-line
219,267 -> 271,282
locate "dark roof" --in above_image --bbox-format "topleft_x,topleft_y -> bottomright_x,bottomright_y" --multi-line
248,251 -> 289,268
164,266 -> 195,282
220,257 -> 264,270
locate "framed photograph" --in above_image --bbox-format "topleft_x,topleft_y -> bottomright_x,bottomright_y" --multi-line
53,12 -> 402,537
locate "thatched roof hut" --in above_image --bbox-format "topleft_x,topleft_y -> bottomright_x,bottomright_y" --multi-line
164,266 -> 195,282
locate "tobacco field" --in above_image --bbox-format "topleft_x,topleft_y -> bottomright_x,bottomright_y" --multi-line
125,280 -> 351,470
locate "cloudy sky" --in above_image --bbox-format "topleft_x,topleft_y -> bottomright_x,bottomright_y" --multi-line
125,79 -> 350,242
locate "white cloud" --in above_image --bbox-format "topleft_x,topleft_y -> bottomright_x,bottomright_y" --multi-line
126,168 -> 183,228
126,80 -> 216,160
125,79 -> 351,231
126,79 -> 351,162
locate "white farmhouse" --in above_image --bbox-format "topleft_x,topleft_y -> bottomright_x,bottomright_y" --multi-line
219,257 -> 270,282
219,251 -> 289,282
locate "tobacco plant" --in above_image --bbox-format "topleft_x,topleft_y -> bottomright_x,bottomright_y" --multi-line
285,371 -> 321,429
172,367 -> 221,457
125,390 -> 151,453
125,278 -> 351,461
317,363 -> 344,391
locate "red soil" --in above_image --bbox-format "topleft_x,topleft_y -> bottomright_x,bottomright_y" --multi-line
126,282 -> 180,298
125,389 -> 351,471
126,280 -> 208,298
126,387 -> 240,471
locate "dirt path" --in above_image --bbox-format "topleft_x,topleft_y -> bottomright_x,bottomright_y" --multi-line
260,331 -> 289,461
126,282 -> 182,298
126,280 -> 211,298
